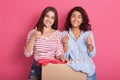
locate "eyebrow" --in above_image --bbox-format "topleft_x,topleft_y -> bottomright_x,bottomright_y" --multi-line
72,14 -> 82,16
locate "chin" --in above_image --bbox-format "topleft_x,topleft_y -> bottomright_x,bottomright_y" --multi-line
44,24 -> 51,27
72,25 -> 79,28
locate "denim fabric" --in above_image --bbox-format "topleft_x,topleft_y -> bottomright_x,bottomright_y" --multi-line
28,60 -> 42,80
88,73 -> 96,80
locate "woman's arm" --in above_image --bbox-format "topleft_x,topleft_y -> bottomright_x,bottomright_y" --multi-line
87,31 -> 96,57
24,27 -> 41,57
62,31 -> 69,52
24,35 -> 36,54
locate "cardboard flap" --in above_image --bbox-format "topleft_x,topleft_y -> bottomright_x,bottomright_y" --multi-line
42,64 -> 87,80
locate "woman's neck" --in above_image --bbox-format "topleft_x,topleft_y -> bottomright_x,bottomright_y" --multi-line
71,27 -> 82,40
72,27 -> 81,34
43,27 -> 53,33
42,27 -> 55,37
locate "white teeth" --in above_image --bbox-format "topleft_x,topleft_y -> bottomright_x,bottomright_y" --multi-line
46,21 -> 51,24
73,21 -> 78,23
73,22 -> 78,24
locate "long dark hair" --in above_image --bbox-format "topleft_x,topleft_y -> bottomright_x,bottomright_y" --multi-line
35,6 -> 58,33
64,6 -> 91,32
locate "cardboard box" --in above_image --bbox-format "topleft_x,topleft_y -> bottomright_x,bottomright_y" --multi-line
42,64 -> 87,80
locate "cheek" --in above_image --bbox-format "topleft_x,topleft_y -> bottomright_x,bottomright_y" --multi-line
70,19 -> 74,24
44,17 -> 48,21
43,19 -> 45,24
51,19 -> 55,23
43,18 -> 46,23
78,19 -> 83,23
80,18 -> 83,22
70,17 -> 73,21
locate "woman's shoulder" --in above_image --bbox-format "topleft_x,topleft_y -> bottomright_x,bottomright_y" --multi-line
27,29 -> 35,36
61,30 -> 68,37
53,30 -> 63,38
83,30 -> 94,38
55,30 -> 62,34
57,30 -> 69,36
84,30 -> 92,34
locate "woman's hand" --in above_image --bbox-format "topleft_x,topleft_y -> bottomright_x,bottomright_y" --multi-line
63,32 -> 69,44
58,54 -> 67,63
32,27 -> 41,39
87,32 -> 94,52
87,32 -> 92,45
63,32 -> 69,52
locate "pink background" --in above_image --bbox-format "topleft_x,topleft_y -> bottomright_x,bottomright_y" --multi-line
0,0 -> 120,80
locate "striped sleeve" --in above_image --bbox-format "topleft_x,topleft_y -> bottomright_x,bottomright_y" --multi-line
24,29 -> 34,57
55,31 -> 64,58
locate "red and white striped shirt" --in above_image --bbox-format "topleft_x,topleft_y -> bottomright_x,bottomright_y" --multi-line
24,29 -> 64,61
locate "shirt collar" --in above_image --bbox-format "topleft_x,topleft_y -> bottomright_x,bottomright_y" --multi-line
69,28 -> 83,41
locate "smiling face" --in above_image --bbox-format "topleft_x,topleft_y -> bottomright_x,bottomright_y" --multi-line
43,11 -> 55,28
70,11 -> 83,28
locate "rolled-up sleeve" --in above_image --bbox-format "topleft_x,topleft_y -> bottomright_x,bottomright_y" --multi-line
87,31 -> 96,58
55,33 -> 64,58
24,29 -> 34,57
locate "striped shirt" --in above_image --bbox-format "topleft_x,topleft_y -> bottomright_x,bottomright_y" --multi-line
24,29 -> 64,61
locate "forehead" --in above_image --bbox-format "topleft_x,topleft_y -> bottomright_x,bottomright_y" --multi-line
46,11 -> 55,16
72,11 -> 82,16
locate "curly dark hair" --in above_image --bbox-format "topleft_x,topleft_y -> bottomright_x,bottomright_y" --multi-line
64,6 -> 91,32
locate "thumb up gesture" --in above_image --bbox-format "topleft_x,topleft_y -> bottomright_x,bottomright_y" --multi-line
32,27 -> 41,39
87,32 -> 94,52
63,32 -> 69,44
87,32 -> 92,45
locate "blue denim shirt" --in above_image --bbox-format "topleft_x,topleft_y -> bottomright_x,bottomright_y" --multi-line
62,29 -> 96,76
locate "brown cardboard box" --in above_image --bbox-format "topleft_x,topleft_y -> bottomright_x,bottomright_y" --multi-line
42,64 -> 87,80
